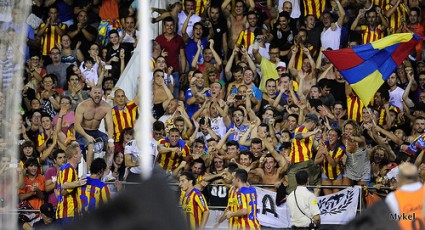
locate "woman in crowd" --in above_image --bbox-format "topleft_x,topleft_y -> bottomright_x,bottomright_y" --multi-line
36,74 -> 60,118
342,120 -> 370,186
58,34 -> 84,65
26,54 -> 46,90
315,128 -> 345,195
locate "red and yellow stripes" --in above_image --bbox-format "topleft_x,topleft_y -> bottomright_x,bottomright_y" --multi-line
302,0 -> 326,19
182,188 -> 209,230
321,144 -> 345,180
76,178 -> 111,215
290,126 -> 313,164
237,186 -> 260,230
56,163 -> 78,219
361,25 -> 384,44
347,94 -> 363,123
236,29 -> 255,49
39,23 -> 67,55
227,186 -> 239,229
385,2 -> 408,34
157,139 -> 190,172
112,101 -> 138,142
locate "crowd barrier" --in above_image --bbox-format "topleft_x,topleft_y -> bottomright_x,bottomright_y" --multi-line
16,183 -> 394,228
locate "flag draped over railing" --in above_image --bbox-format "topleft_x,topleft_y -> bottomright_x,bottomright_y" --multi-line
323,33 -> 420,106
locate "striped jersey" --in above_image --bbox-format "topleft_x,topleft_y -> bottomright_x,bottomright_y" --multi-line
227,186 -> 239,229
236,28 -> 255,49
236,186 -> 260,230
181,187 -> 209,230
157,138 -> 190,172
112,100 -> 138,142
320,141 -> 345,180
76,177 -> 111,215
302,0 -> 326,19
361,25 -> 384,44
384,2 -> 408,34
39,23 -> 68,55
290,126 -> 313,164
56,163 -> 79,219
346,94 -> 364,123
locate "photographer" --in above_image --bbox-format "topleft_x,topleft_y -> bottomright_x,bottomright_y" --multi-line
287,170 -> 320,230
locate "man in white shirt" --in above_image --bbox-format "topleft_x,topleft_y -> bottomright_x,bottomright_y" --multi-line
287,170 -> 321,229
177,0 -> 201,38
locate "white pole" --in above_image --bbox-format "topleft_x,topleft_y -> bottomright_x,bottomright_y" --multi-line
138,0 -> 153,180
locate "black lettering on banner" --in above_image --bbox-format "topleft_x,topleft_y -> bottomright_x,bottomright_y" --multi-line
262,194 -> 278,218
412,218 -> 425,230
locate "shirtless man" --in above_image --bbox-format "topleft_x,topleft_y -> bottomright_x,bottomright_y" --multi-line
250,139 -> 288,191
75,86 -> 114,172
221,0 -> 255,53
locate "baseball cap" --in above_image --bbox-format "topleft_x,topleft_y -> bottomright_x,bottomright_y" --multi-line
40,203 -> 55,219
276,62 -> 286,70
305,113 -> 319,124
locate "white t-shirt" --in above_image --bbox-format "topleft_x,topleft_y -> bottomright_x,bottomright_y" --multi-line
389,87 -> 404,110
177,11 -> 201,38
80,62 -> 99,86
287,186 -> 320,227
124,139 -> 158,174
210,116 -> 227,139
321,23 -> 341,51
119,30 -> 140,43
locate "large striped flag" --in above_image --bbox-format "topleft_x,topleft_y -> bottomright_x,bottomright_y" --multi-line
323,33 -> 420,106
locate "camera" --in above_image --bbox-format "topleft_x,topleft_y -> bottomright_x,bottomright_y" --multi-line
235,95 -> 245,100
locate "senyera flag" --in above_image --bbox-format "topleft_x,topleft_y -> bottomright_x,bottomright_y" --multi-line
323,33 -> 421,106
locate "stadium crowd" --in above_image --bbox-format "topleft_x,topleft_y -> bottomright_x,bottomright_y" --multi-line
1,0 -> 425,229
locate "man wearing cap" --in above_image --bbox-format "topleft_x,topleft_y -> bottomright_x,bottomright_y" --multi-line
287,113 -> 321,194
24,203 -> 56,229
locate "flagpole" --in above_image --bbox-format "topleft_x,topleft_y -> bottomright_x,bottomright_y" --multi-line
138,0 -> 153,180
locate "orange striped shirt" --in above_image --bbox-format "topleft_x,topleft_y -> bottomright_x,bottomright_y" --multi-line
302,0 -> 326,19
361,24 -> 384,44
39,23 -> 67,55
157,138 -> 190,172
237,186 -> 260,230
236,28 -> 255,49
385,2 -> 408,34
321,142 -> 345,180
346,94 -> 364,123
290,126 -> 313,164
112,101 -> 138,142
183,0 -> 209,16
227,186 -> 239,229
181,187 -> 209,230
56,163 -> 79,219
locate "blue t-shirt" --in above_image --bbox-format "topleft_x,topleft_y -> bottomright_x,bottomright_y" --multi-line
185,37 -> 209,67
185,88 -> 211,118
231,86 -> 263,101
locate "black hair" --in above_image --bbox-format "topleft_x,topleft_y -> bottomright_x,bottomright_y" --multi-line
90,158 -> 107,174
295,170 -> 308,185
52,149 -> 65,161
226,140 -> 239,148
24,157 -> 39,168
153,121 -> 165,131
180,171 -> 196,186
234,168 -> 248,183
239,150 -> 253,160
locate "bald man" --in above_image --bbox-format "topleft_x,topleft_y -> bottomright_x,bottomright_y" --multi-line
112,88 -> 139,143
385,162 -> 425,228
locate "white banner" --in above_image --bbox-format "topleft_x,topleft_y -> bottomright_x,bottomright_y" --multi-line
255,186 -> 360,228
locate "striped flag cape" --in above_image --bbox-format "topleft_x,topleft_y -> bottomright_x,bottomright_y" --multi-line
323,33 -> 420,106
